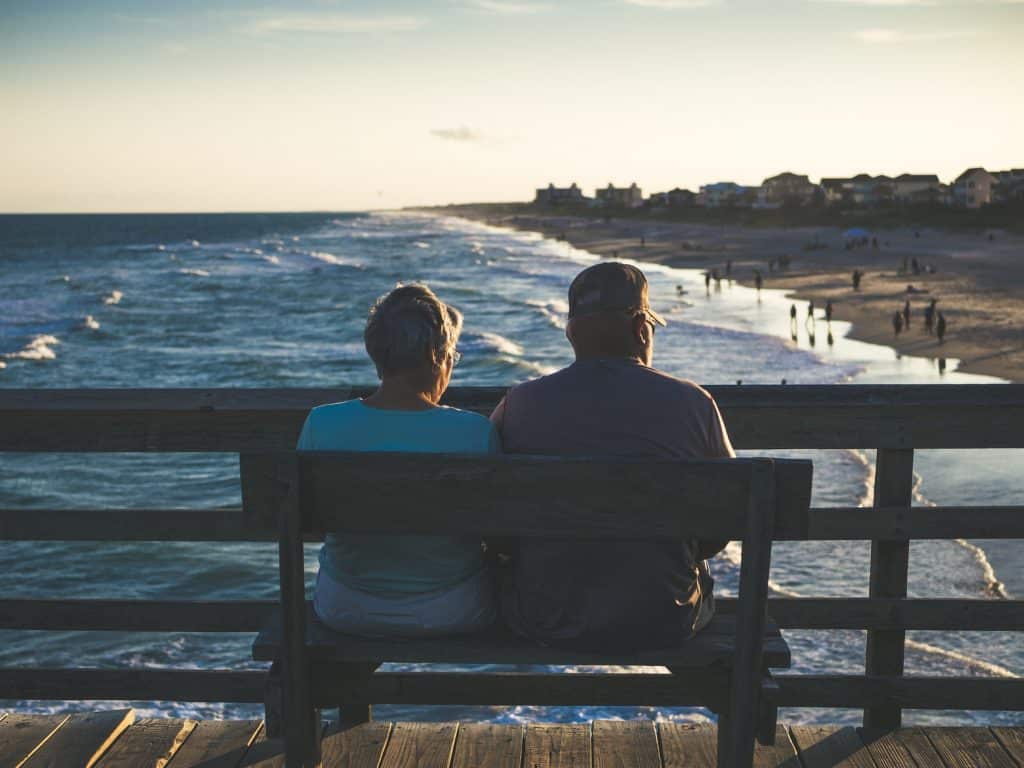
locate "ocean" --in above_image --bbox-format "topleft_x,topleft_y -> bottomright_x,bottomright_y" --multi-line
0,211 -> 1020,726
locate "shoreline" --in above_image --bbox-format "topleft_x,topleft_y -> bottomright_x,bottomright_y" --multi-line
434,206 -> 1024,383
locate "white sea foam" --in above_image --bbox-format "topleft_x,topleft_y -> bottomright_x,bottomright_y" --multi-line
190,239 -> 201,247
307,250 -> 356,267
905,639 -> 1019,678
103,290 -> 123,305
525,298 -> 569,330
178,268 -> 210,277
4,334 -> 60,361
467,331 -> 524,357
263,254 -> 281,265
78,315 -> 100,331
413,241 -> 431,249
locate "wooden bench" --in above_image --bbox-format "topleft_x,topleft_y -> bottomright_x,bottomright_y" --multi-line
242,452 -> 814,768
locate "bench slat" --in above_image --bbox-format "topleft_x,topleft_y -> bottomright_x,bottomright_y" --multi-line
252,607 -> 790,668
242,454 -> 772,539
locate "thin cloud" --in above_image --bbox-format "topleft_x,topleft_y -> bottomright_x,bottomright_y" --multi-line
622,0 -> 718,7
430,127 -> 482,142
249,14 -> 425,34
853,26 -> 977,42
464,0 -> 551,13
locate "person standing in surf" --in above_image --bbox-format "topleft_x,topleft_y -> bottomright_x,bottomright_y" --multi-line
490,262 -> 733,651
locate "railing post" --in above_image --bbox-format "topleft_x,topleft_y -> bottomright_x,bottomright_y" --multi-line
864,447 -> 915,730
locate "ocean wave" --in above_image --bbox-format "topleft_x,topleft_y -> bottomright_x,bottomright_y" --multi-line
77,315 -> 101,331
462,331 -> 524,357
3,334 -> 60,361
525,299 -> 569,330
103,290 -> 123,305
413,241 -> 431,249
178,268 -> 211,277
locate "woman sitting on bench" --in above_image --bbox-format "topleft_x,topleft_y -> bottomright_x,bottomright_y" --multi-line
297,283 -> 499,637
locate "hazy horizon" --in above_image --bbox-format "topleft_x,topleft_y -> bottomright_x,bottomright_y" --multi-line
3,0 -> 1022,213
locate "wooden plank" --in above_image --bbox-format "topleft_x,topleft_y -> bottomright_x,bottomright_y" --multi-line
523,723 -> 591,768
377,722 -> 458,768
0,600 -> 277,631
320,721 -> 392,768
752,598 -> 1024,631
924,727 -> 1018,768
991,727 -> 1024,766
20,709 -> 135,768
242,453 -> 766,540
658,723 -> 800,768
164,720 -> 263,768
92,718 -> 195,768
6,384 -> 1024,450
790,726 -> 876,768
864,448 -> 915,731
451,724 -> 523,768
0,509 -> 276,542
0,714 -> 69,768
238,727 -> 285,768
860,728 -> 946,768
0,668 -> 266,703
593,720 -> 661,768
774,676 -> 1024,710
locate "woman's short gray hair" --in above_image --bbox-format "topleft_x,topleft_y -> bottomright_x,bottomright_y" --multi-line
364,283 -> 463,377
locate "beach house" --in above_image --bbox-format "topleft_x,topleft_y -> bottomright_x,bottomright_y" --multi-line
700,181 -> 757,208
994,169 -> 1024,203
759,172 -> 819,206
892,174 -> 942,205
595,182 -> 643,208
648,187 -> 697,208
953,168 -> 999,208
534,182 -> 586,206
821,178 -> 853,205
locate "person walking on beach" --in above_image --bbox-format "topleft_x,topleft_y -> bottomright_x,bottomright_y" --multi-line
893,310 -> 903,336
754,270 -> 763,292
790,303 -> 798,339
704,271 -> 711,293
937,312 -> 947,343
903,300 -> 911,329
852,270 -> 862,291
825,301 -> 833,323
925,299 -> 937,335
490,262 -> 733,651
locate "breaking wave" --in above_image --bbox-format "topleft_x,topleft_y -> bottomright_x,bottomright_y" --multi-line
4,334 -> 60,361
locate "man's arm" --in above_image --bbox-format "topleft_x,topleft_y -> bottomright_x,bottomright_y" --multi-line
698,395 -> 734,560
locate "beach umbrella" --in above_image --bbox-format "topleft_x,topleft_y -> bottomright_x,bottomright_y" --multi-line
843,227 -> 870,239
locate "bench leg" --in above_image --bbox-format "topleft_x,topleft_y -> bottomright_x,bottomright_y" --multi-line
716,705 -> 733,768
336,662 -> 380,730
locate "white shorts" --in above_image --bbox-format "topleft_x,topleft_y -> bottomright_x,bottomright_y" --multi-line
313,568 -> 496,638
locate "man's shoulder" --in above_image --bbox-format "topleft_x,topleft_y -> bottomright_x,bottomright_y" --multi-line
633,366 -> 716,403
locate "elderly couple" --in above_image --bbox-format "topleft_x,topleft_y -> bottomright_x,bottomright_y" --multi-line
297,262 -> 734,651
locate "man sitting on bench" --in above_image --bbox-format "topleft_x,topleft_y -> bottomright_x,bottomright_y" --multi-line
491,262 -> 734,651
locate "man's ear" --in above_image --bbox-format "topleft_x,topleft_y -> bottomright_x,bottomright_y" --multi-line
632,313 -> 649,344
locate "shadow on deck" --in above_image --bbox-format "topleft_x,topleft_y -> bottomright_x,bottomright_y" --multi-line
1,711 -> 1022,768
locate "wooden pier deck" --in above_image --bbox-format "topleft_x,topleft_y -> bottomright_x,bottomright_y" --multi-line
2,712 -> 1023,768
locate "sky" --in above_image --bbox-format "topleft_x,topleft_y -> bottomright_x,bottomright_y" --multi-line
1,0 -> 1022,212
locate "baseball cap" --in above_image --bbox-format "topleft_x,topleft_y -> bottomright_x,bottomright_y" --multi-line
567,262 -> 667,326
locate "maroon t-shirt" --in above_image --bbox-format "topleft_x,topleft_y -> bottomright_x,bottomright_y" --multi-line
490,357 -> 734,650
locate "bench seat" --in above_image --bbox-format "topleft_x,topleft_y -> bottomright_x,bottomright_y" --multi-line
253,605 -> 791,668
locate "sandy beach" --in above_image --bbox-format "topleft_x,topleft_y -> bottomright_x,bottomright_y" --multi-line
440,206 -> 1024,382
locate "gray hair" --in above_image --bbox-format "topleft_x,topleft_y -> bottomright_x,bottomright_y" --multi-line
364,283 -> 463,377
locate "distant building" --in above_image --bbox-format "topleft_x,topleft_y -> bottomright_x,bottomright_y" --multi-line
993,169 -> 1024,203
595,182 -> 643,208
820,178 -> 853,205
535,182 -> 586,206
848,174 -> 894,206
760,172 -> 818,206
667,187 -> 697,207
953,168 -> 999,208
892,174 -> 941,205
700,182 -> 757,208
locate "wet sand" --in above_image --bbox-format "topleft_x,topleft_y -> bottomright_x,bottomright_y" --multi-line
442,207 -> 1024,382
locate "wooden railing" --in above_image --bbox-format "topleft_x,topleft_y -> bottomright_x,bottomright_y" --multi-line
2,385 -> 1023,728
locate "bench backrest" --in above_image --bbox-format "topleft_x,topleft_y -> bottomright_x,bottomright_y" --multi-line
239,452 -> 814,539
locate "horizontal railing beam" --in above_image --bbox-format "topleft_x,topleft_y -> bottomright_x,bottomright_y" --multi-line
4,505 -> 1022,541
0,668 -> 267,703
2,597 -> 1021,633
5,668 -> 1020,711
4,385 -> 1024,451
